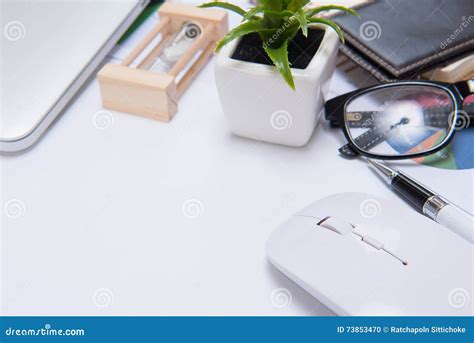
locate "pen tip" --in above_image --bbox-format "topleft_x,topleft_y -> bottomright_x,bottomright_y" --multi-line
367,158 -> 382,169
366,159 -> 397,184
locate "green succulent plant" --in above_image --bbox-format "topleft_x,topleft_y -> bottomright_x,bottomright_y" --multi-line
199,0 -> 358,90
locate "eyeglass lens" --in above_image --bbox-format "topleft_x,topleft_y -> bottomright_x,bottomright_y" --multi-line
344,85 -> 455,157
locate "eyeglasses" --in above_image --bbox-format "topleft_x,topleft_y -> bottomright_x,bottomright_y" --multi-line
325,80 -> 474,160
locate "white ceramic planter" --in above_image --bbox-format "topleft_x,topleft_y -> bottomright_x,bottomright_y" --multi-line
215,24 -> 339,147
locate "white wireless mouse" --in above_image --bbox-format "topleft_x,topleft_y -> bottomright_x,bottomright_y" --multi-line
266,193 -> 473,316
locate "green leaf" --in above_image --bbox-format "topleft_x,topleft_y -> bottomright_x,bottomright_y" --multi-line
306,5 -> 359,19
294,8 -> 308,36
258,17 -> 300,49
281,0 -> 292,8
261,9 -> 294,30
243,5 -> 265,20
259,0 -> 287,11
199,1 -> 246,17
214,20 -> 266,52
259,24 -> 296,49
262,9 -> 294,22
264,40 -> 295,90
258,0 -> 283,11
287,0 -> 310,12
308,18 -> 345,43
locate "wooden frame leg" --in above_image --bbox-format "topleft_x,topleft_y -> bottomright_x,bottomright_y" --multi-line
176,42 -> 216,97
169,24 -> 214,77
122,16 -> 170,67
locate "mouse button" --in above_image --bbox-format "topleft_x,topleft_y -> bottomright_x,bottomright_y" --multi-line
361,223 -> 403,254
361,235 -> 384,250
295,204 -> 327,219
352,223 -> 380,236
267,215 -> 319,258
353,224 -> 409,265
319,217 -> 354,235
275,215 -> 325,244
352,223 -> 397,246
282,216 -> 319,236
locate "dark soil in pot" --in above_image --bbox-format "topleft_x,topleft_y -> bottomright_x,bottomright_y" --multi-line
231,28 -> 325,69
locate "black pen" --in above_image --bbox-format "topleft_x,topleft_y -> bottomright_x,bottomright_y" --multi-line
367,159 -> 473,244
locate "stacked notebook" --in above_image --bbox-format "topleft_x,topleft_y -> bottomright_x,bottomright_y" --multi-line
333,0 -> 474,82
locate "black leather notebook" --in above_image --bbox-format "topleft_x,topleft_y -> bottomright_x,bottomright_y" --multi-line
334,0 -> 474,82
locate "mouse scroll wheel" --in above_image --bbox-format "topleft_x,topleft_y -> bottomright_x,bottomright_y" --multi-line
319,217 -> 354,235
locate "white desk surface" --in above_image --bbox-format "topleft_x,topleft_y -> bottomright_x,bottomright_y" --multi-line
1,4 -> 472,316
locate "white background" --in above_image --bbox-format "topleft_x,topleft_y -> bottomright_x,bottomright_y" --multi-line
1,1 -> 472,316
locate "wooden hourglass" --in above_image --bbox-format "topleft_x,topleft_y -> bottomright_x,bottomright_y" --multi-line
97,2 -> 227,122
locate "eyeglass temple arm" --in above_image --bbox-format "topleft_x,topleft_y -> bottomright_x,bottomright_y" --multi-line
455,80 -> 474,99
455,79 -> 474,127
324,91 -> 359,127
325,91 -> 362,158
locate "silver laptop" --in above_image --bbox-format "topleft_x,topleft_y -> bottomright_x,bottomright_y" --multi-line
0,0 -> 148,152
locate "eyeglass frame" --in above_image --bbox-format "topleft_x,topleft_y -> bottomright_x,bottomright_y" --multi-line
324,80 -> 474,160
